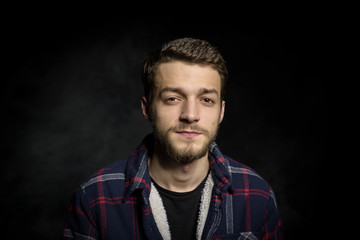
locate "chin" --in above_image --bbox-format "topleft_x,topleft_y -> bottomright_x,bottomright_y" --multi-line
175,142 -> 208,157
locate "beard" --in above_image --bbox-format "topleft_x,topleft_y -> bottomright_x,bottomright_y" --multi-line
152,121 -> 220,165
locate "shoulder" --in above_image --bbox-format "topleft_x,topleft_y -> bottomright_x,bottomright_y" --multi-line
222,156 -> 284,237
76,157 -> 130,197
224,156 -> 280,217
224,155 -> 274,197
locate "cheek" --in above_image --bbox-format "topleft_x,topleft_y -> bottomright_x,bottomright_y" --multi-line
209,120 -> 219,131
204,109 -> 221,125
152,105 -> 179,125
154,103 -> 181,117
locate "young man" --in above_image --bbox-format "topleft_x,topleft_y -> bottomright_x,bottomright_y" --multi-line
63,38 -> 284,239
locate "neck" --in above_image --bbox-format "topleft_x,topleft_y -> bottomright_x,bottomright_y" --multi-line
148,141 -> 210,193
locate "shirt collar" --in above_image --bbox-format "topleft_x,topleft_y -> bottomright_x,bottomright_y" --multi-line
123,134 -> 153,202
208,141 -> 233,193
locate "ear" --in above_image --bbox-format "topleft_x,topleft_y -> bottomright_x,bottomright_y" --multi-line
219,100 -> 225,124
141,96 -> 151,121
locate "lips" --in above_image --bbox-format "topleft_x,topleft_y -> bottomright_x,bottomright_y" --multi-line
176,131 -> 201,138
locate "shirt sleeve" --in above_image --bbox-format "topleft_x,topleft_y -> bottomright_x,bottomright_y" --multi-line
259,190 -> 285,240
63,189 -> 99,240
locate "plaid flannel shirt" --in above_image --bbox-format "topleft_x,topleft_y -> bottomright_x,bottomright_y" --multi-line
63,134 -> 284,239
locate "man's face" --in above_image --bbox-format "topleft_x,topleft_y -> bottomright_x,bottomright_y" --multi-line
142,61 -> 225,165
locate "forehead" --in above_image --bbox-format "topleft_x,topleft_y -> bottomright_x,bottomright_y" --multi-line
154,61 -> 221,93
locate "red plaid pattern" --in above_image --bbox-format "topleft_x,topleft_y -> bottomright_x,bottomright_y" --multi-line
63,134 -> 284,239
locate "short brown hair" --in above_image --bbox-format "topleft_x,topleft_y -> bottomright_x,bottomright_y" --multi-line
142,37 -> 228,103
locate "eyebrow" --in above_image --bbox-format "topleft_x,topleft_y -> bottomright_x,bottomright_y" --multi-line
159,87 -> 219,97
198,88 -> 219,96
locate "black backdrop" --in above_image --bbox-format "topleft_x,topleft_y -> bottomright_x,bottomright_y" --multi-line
3,9 -> 327,240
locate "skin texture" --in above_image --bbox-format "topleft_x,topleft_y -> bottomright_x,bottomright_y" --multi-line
141,61 -> 225,192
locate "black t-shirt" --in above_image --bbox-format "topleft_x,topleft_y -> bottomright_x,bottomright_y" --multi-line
151,175 -> 208,240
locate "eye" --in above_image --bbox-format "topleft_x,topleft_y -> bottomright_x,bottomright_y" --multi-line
165,97 -> 181,104
201,98 -> 215,105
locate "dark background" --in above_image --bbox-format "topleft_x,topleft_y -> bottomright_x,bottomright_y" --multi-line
3,8 -> 328,240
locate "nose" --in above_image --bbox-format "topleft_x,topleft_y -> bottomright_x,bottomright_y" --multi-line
179,100 -> 200,123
